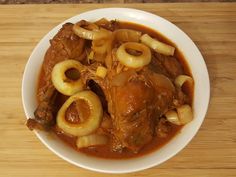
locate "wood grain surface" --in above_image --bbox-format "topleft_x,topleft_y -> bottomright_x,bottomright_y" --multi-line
1,0 -> 236,4
0,3 -> 236,177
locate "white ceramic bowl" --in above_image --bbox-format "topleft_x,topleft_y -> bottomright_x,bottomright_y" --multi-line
22,8 -> 210,173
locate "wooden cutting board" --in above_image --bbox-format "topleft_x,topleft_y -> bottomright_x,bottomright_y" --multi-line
0,3 -> 235,177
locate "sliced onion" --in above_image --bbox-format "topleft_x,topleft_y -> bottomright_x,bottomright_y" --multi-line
92,33 -> 113,55
76,134 -> 108,149
175,75 -> 193,88
114,29 -> 141,43
165,104 -> 193,125
141,34 -> 175,56
92,39 -> 107,54
73,20 -> 110,40
147,72 -> 175,92
91,31 -> 113,63
87,51 -> 94,60
165,110 -> 181,125
96,66 -> 108,78
116,42 -> 151,68
51,60 -> 85,96
57,91 -> 103,136
177,104 -> 193,124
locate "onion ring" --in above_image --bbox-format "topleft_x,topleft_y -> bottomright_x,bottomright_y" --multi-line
165,110 -> 181,125
177,104 -> 193,124
175,75 -> 193,88
116,42 -> 151,68
73,20 -> 111,40
165,104 -> 193,125
51,60 -> 85,96
57,90 -> 103,136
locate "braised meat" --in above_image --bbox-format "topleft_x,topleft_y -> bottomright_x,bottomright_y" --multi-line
27,19 -> 193,157
109,79 -> 156,152
80,62 -> 176,152
107,70 -> 175,152
26,84 -> 58,130
153,53 -> 184,79
27,23 -> 85,130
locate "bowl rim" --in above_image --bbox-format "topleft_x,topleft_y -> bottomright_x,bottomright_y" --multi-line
22,7 -> 210,173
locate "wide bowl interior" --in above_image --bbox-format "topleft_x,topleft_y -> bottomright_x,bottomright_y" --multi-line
22,8 -> 210,173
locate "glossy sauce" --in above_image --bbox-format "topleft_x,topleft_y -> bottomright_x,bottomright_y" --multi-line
38,21 -> 193,159
55,123 -> 182,159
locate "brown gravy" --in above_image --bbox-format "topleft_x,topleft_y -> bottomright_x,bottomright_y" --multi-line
55,123 -> 182,159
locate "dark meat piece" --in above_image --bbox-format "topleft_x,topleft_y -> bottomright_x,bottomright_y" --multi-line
78,50 -> 185,153
154,53 -> 184,79
142,68 -> 175,116
42,23 -> 85,88
81,61 -> 176,153
27,23 -> 85,130
26,119 -> 44,131
109,70 -> 175,152
148,54 -> 170,77
110,80 -> 156,152
27,85 -> 58,130
95,19 -> 119,31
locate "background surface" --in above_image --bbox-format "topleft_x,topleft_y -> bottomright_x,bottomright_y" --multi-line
0,0 -> 235,4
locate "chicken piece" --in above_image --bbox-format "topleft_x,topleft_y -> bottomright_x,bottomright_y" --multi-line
109,80 -> 156,152
142,68 -> 175,116
95,18 -> 119,31
41,23 -> 85,89
109,70 -> 176,152
148,54 -> 170,77
27,85 -> 58,130
81,62 -> 176,153
27,23 -> 85,130
153,53 -> 184,79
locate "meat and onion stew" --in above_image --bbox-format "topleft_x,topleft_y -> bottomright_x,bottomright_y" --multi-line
26,19 -> 194,159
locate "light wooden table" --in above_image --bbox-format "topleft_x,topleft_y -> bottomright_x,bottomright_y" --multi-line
0,3 -> 236,177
